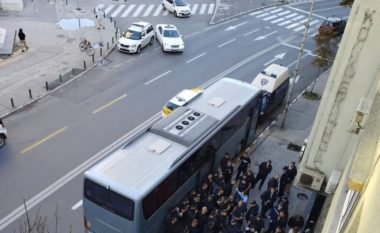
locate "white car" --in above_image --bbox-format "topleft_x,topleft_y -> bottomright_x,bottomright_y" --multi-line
0,118 -> 7,148
117,22 -> 155,54
162,0 -> 191,17
155,24 -> 185,52
162,88 -> 203,117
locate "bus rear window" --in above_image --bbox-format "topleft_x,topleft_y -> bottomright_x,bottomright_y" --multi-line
84,179 -> 135,221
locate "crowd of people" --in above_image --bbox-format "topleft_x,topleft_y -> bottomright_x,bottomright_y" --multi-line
167,152 -> 298,233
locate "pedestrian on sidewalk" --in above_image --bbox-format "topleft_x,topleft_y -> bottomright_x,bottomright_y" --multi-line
278,166 -> 291,198
285,161 -> 298,195
95,10 -> 105,29
255,160 -> 272,191
18,28 -> 29,52
235,152 -> 251,181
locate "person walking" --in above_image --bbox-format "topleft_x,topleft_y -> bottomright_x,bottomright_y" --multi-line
285,162 -> 298,195
255,160 -> 272,190
278,166 -> 291,198
235,152 -> 251,181
260,187 -> 277,218
18,28 -> 29,52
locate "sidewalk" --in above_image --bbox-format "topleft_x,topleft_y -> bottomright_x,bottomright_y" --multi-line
0,0 -> 117,118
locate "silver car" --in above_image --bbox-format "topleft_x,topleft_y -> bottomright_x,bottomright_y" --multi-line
0,118 -> 7,148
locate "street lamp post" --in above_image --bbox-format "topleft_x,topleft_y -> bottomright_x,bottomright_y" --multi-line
280,0 -> 317,128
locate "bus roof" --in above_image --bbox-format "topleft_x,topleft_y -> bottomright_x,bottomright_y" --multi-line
84,78 -> 261,199
251,64 -> 289,93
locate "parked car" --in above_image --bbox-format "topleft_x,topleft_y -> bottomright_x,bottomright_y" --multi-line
117,22 -> 155,54
0,118 -> 8,148
155,24 -> 185,52
162,0 -> 191,17
162,88 -> 203,117
318,17 -> 346,36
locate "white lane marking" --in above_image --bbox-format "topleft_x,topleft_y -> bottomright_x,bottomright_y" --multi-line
278,20 -> 292,26
286,5 -> 327,19
199,4 -> 207,14
249,10 -> 264,16
72,200 -> 83,210
309,19 -> 320,26
277,10 -> 290,16
271,17 -> 285,23
208,4 -> 215,14
191,4 -> 199,14
264,6 -> 277,11
186,52 -> 207,64
282,43 -> 312,53
256,12 -> 270,18
263,15 -> 277,21
143,4 -> 155,17
314,6 -> 344,12
285,13 -> 298,18
286,23 -> 300,29
243,28 -> 260,36
104,4 -> 115,15
294,25 -> 305,32
132,4 -> 145,17
121,4 -> 136,17
217,38 -> 236,48
153,4 -> 163,16
270,8 -> 283,13
299,18 -> 309,24
292,15 -> 305,21
111,5 -> 125,17
145,70 -> 172,85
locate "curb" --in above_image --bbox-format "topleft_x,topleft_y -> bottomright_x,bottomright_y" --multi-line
209,1 -> 288,25
0,46 -> 116,119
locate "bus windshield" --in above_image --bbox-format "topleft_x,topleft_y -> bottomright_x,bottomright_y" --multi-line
84,179 -> 135,221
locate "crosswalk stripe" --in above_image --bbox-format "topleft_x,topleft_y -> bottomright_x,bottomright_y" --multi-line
299,18 -> 308,23
270,8 -> 283,13
132,4 -> 145,17
292,15 -> 305,21
277,10 -> 290,16
278,20 -> 292,26
199,4 -> 207,14
249,10 -> 264,16
294,25 -> 305,32
285,13 -> 298,18
263,15 -> 277,21
309,19 -> 320,26
191,4 -> 199,14
121,4 -> 135,17
208,4 -> 215,14
271,17 -> 285,23
153,4 -> 163,16
111,5 -> 125,17
163,8 -> 169,16
143,4 -> 155,17
286,22 -> 300,29
104,4 -> 115,15
256,13 -> 270,18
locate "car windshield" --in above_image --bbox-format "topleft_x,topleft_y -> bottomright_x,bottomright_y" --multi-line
163,30 -> 180,38
175,0 -> 187,6
123,30 -> 141,40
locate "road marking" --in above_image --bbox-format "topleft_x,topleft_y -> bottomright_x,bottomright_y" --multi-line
132,4 -> 145,17
72,200 -> 83,210
121,4 -> 136,17
186,52 -> 207,64
217,38 -> 236,48
20,127 -> 68,154
208,4 -> 215,14
143,4 -> 155,17
270,8 -> 283,14
145,70 -> 172,85
92,94 -> 128,114
244,28 -> 260,36
191,4 -> 199,14
278,20 -> 292,26
285,13 -> 298,19
263,15 -> 277,21
286,5 -> 327,19
271,17 -> 285,23
104,4 -> 115,15
256,12 -> 269,18
277,10 -> 290,16
111,5 -> 125,17
153,4 -> 163,16
199,3 -> 207,14
249,10 -> 264,16
282,43 -> 312,53
309,19 -> 320,26
286,22 -> 300,29
286,52 -> 310,68
292,15 -> 305,21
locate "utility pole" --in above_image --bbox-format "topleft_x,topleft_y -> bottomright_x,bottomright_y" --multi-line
281,0 -> 316,128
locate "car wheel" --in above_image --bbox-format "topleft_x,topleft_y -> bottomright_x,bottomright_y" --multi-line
161,43 -> 165,52
150,37 -> 154,45
136,45 -> 141,54
174,10 -> 178,17
162,3 -> 166,10
0,135 -> 6,148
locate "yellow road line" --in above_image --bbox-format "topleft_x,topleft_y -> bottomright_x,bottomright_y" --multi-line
92,94 -> 127,114
21,127 -> 68,154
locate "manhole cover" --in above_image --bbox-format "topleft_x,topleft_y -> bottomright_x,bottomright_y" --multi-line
297,193 -> 309,201
288,143 -> 302,152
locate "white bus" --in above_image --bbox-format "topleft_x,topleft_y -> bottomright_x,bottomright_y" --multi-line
83,78 -> 263,233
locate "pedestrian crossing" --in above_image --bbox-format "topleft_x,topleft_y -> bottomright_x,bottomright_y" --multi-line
96,3 -> 215,18
249,7 -> 322,34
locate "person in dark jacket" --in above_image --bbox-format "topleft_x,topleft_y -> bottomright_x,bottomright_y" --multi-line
260,187 -> 278,217
278,166 -> 291,198
255,160 -> 272,190
267,174 -> 279,191
18,28 -> 29,52
235,152 -> 251,181
223,159 -> 234,183
245,200 -> 259,224
285,161 -> 298,195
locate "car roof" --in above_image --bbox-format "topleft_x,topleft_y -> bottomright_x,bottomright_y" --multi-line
129,22 -> 151,31
325,17 -> 345,23
168,89 -> 202,107
157,24 -> 178,30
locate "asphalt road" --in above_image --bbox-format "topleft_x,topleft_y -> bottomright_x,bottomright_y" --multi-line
0,1 -> 350,232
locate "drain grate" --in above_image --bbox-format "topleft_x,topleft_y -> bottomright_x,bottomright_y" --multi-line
288,143 -> 302,152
